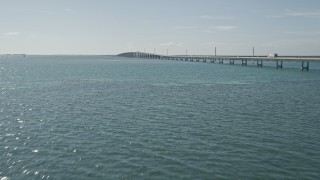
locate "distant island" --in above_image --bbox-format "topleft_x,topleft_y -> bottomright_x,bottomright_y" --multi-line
0,54 -> 26,58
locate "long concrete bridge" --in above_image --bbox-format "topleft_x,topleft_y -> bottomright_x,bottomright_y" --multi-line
118,52 -> 320,71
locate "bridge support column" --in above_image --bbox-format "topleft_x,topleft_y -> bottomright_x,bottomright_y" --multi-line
230,59 -> 234,65
301,61 -> 309,71
257,60 -> 263,67
242,60 -> 247,66
276,61 -> 283,69
203,58 -> 207,62
210,59 -> 215,63
219,59 -> 224,64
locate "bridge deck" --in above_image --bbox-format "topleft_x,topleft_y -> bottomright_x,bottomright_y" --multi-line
118,52 -> 320,70
167,55 -> 320,62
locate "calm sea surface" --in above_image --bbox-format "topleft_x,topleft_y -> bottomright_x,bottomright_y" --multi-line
1,55 -> 320,179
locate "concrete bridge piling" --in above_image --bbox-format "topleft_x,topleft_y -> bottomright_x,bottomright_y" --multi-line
118,52 -> 320,71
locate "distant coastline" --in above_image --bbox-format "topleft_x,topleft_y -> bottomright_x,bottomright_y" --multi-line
0,54 -> 26,58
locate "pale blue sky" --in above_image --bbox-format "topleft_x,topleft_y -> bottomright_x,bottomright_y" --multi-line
1,0 -> 320,55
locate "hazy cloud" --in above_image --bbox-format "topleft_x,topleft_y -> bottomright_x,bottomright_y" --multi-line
284,11 -> 320,18
268,10 -> 320,18
160,42 -> 183,47
214,26 -> 238,31
4,32 -> 21,36
201,42 -> 221,47
203,29 -> 213,33
64,8 -> 72,12
204,26 -> 238,33
285,31 -> 320,35
199,15 -> 234,20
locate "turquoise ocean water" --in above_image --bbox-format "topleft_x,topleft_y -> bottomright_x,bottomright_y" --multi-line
1,55 -> 320,179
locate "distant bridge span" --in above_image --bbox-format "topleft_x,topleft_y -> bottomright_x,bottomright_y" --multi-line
118,52 -> 320,71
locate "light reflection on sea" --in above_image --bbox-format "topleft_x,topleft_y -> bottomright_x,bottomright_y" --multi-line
0,55 -> 320,179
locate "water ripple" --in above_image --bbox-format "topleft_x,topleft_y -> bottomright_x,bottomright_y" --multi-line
1,56 -> 320,179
